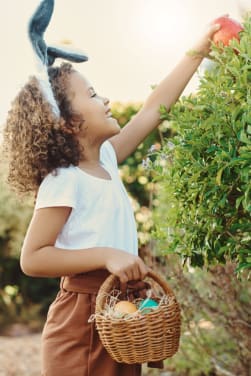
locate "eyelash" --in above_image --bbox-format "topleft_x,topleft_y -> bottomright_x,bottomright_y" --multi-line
91,93 -> 97,98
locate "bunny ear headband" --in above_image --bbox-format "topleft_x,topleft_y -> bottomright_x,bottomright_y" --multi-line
28,0 -> 88,117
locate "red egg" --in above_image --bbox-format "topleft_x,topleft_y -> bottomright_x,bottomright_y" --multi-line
212,16 -> 244,47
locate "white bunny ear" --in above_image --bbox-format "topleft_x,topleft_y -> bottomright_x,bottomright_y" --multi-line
36,66 -> 61,117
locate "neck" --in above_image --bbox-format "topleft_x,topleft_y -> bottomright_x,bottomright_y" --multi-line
78,138 -> 102,165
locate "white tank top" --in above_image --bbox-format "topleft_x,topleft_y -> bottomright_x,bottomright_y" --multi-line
35,141 -> 138,255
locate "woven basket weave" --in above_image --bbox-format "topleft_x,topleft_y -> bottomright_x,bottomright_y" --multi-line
95,270 -> 181,364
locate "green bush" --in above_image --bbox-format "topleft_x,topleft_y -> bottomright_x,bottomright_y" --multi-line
151,18 -> 251,272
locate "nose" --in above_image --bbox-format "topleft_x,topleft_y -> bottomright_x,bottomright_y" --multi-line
103,96 -> 110,105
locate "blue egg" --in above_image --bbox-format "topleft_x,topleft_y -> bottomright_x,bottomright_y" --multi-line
139,298 -> 158,314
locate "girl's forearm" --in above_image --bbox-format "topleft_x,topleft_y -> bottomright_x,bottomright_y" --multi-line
142,23 -> 220,123
111,52 -> 204,163
20,245 -> 147,282
143,53 -> 202,117
20,245 -> 112,277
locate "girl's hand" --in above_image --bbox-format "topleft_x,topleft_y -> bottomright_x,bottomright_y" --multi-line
105,248 -> 148,283
188,16 -> 227,58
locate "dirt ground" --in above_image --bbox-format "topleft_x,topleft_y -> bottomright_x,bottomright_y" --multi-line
0,331 -> 168,376
0,333 -> 41,376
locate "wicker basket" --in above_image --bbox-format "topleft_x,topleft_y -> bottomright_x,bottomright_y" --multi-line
95,270 -> 181,364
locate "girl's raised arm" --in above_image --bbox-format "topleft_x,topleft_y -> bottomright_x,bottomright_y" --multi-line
109,23 -> 220,164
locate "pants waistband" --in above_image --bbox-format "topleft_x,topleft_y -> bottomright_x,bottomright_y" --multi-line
60,270 -> 110,294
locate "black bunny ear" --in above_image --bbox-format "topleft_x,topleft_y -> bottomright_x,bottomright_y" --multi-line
28,0 -> 88,118
47,46 -> 88,66
28,0 -> 55,65
28,0 -> 61,117
28,0 -> 88,67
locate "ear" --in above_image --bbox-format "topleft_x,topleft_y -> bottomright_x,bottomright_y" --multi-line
47,46 -> 88,66
28,0 -> 88,119
28,0 -> 55,65
28,0 -> 89,67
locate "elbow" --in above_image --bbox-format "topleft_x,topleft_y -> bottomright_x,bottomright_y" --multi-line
20,257 -> 37,277
20,250 -> 43,277
20,247 -> 55,278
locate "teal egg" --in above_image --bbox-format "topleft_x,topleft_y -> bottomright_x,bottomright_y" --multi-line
139,298 -> 158,314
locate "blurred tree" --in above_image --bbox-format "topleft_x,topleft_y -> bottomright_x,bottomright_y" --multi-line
0,167 -> 32,284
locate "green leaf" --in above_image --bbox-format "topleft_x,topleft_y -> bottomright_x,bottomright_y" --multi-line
238,130 -> 251,144
216,167 -> 224,186
246,125 -> 251,134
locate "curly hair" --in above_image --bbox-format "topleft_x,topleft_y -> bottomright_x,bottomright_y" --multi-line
3,63 -> 84,195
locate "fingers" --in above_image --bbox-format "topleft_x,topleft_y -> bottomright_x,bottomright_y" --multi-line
117,257 -> 148,284
212,24 -> 221,31
207,23 -> 221,39
208,14 -> 230,35
119,271 -> 130,284
132,261 -> 148,281
120,280 -> 127,294
203,23 -> 220,47
106,249 -> 149,284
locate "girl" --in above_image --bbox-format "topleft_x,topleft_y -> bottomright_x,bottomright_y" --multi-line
3,17 -> 220,376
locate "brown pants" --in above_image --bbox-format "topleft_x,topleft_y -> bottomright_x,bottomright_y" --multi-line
41,270 -> 142,376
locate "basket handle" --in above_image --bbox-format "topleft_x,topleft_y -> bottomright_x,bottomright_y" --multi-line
95,270 -> 175,314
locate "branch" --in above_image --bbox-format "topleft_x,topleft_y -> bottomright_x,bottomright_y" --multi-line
211,358 -> 237,376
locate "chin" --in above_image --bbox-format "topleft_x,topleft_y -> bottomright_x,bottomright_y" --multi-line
108,117 -> 121,133
110,126 -> 121,138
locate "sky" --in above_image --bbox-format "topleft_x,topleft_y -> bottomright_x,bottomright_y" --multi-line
0,0 -> 248,126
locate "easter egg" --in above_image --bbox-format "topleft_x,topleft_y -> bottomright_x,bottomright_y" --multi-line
139,298 -> 158,314
212,16 -> 243,47
114,300 -> 137,314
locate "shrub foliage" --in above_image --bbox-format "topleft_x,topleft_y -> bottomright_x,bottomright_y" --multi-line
151,18 -> 251,272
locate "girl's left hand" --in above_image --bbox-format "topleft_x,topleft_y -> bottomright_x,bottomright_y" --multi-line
189,16 -> 226,58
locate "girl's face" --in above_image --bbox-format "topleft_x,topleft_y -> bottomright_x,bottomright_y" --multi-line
67,71 -> 120,143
